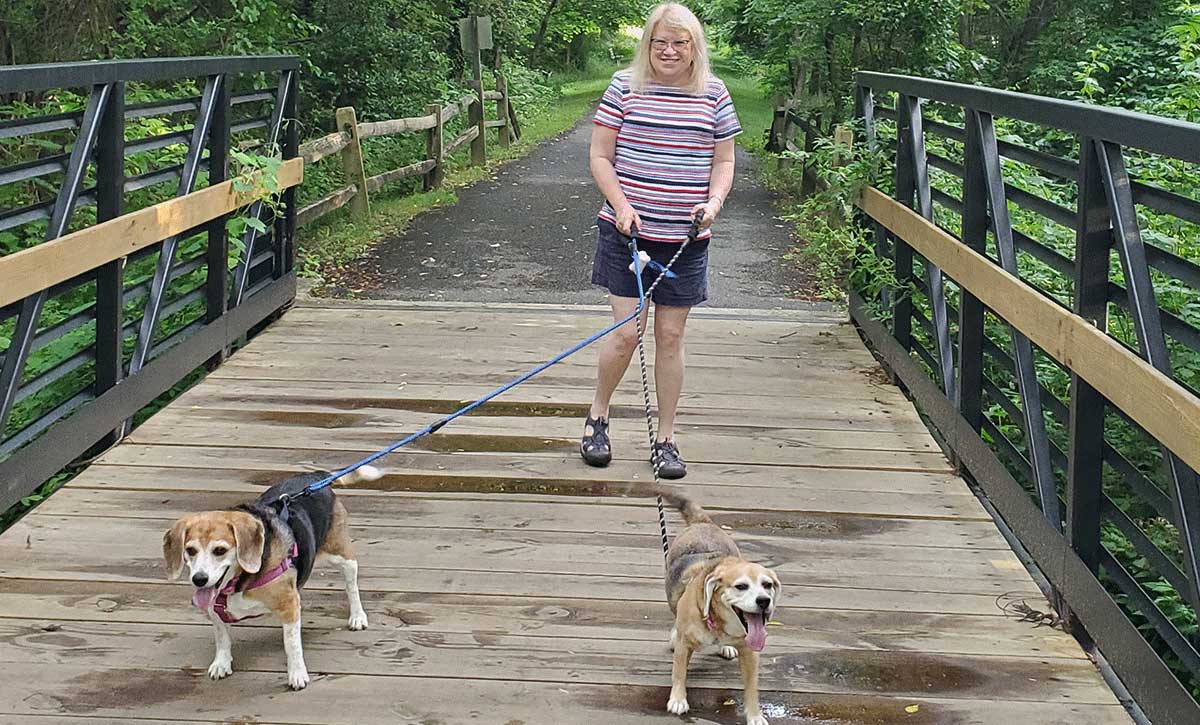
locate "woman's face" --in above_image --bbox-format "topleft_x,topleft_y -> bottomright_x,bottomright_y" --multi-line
648,23 -> 693,85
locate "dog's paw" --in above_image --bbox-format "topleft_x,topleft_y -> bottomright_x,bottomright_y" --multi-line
745,714 -> 769,725
287,668 -> 310,690
667,697 -> 690,716
348,612 -> 369,631
718,645 -> 738,660
207,656 -> 233,680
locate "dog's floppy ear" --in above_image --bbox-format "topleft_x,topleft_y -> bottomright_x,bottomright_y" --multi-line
231,512 -> 265,574
768,569 -> 782,609
702,575 -> 721,618
162,518 -> 189,580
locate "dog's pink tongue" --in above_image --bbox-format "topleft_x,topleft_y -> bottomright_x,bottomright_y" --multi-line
192,586 -> 217,611
745,612 -> 768,652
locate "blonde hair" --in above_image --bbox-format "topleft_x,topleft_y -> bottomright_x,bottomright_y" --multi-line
629,3 -> 711,96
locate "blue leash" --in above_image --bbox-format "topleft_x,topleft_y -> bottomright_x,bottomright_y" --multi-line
293,218 -> 701,500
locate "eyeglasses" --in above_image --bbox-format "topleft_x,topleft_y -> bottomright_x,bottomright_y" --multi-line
650,38 -> 691,53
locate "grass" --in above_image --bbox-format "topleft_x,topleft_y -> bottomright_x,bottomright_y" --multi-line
720,71 -> 774,155
298,71 -> 617,290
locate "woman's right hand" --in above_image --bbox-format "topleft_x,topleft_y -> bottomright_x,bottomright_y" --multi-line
615,203 -> 642,236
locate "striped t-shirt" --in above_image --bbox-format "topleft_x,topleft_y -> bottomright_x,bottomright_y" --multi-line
594,70 -> 742,243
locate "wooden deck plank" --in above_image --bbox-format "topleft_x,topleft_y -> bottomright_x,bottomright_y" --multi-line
33,488 -> 1018,550
176,377 -> 931,431
0,621 -> 1116,703
5,515 -> 1039,596
0,581 -> 1084,659
0,303 -> 1127,723
122,417 -> 955,474
89,444 -> 963,495
0,663 -> 1132,724
61,465 -> 991,520
149,403 -> 943,454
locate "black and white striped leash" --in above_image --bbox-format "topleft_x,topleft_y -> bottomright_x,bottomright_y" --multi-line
624,214 -> 703,559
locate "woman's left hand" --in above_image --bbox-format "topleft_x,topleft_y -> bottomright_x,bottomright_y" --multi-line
690,197 -> 722,230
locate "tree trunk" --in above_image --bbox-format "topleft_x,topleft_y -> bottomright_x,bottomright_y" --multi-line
1001,0 -> 1059,83
530,0 -> 560,62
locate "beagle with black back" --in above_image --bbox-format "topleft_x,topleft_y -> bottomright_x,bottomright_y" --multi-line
658,486 -> 781,725
162,466 -> 380,690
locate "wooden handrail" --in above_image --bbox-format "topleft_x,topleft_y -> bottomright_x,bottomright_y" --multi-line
857,185 -> 1200,474
0,158 -> 303,308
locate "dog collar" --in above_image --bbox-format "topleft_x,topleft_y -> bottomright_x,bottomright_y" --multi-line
211,543 -> 298,624
705,612 -> 720,632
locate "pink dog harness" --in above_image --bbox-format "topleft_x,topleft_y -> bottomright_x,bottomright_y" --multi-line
202,543 -> 298,624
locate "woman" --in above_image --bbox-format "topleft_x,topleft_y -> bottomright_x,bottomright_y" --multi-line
580,3 -> 740,479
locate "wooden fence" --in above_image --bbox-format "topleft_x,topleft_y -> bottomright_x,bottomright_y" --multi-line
296,75 -> 520,227
766,96 -> 852,197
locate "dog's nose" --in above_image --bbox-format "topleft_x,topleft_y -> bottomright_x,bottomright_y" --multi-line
192,572 -> 209,587
756,595 -> 772,611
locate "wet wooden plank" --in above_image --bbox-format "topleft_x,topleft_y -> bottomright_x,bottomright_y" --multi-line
0,621 -> 1118,704
122,415 -> 954,474
35,487 -> 1016,550
6,514 -> 1037,596
91,442 -> 961,494
214,350 -> 884,388
64,465 -> 989,520
0,663 -> 1131,724
0,580 -> 1084,659
149,403 -> 942,454
177,377 -> 930,431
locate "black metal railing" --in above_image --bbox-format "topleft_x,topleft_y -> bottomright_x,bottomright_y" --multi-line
0,57 -> 300,513
854,71 -> 1200,723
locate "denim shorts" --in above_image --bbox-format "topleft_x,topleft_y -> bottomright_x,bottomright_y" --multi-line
590,218 -> 710,306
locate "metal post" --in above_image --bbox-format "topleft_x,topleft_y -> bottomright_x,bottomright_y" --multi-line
282,69 -> 299,275
1064,135 -> 1110,638
92,80 -> 125,451
957,109 -> 987,436
206,73 -> 231,343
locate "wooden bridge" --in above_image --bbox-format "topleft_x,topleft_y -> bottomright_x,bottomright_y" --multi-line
0,299 -> 1129,723
2,58 -> 1200,723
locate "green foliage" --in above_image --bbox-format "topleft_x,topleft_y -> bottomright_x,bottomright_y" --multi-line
770,130 -> 898,304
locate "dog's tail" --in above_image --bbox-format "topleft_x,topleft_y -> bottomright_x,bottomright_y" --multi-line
654,485 -> 712,525
340,465 -> 384,486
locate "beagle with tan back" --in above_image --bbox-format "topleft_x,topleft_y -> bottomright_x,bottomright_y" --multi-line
658,486 -> 781,725
162,466 -> 380,690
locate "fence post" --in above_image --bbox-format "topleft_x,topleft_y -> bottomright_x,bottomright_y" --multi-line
767,94 -> 786,152
425,103 -> 445,190
496,73 -> 511,147
335,106 -> 370,219
829,124 -> 854,228
469,81 -> 486,165
777,100 -> 794,171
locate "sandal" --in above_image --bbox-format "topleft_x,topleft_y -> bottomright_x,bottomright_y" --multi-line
651,440 -> 687,479
580,415 -> 612,467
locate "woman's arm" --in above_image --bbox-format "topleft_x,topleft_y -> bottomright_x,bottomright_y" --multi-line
692,138 -> 735,230
590,124 -> 641,235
